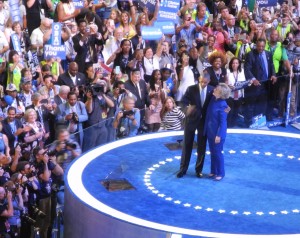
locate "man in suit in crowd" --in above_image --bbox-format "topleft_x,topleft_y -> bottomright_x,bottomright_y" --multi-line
72,18 -> 103,73
244,38 -> 277,127
54,85 -> 70,106
1,107 -> 24,151
57,62 -> 86,88
177,72 -> 214,178
125,68 -> 149,124
55,91 -> 88,147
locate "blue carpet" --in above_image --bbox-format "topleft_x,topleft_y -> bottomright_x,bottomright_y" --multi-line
81,128 -> 300,236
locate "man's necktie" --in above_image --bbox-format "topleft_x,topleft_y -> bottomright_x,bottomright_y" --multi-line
201,89 -> 205,107
259,53 -> 268,80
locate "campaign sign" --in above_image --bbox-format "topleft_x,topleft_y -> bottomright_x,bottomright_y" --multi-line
44,45 -> 66,60
27,51 -> 40,77
73,0 -> 84,9
11,34 -> 22,55
52,23 -> 62,46
139,0 -> 156,13
154,21 -> 175,34
141,26 -> 163,40
9,0 -> 21,23
157,0 -> 180,23
250,114 -> 267,129
256,0 -> 277,7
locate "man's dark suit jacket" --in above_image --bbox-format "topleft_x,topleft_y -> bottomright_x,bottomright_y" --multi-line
244,49 -> 276,96
2,118 -> 23,150
182,84 -> 214,131
54,95 -> 64,106
57,72 -> 86,88
124,80 -> 149,110
72,33 -> 103,73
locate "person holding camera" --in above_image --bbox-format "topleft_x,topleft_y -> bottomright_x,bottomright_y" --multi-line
113,96 -> 140,138
72,19 -> 103,73
55,91 -> 88,147
0,186 -> 13,237
84,80 -> 115,150
32,146 -> 63,238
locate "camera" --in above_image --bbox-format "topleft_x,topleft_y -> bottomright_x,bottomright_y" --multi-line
71,112 -> 79,123
122,110 -> 134,118
119,88 -> 126,94
65,140 -> 77,150
21,213 -> 36,225
282,37 -> 292,47
16,142 -> 29,150
32,205 -> 46,218
87,84 -> 104,96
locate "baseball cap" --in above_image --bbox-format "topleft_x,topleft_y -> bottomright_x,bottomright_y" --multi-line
6,84 -> 17,92
4,95 -> 14,105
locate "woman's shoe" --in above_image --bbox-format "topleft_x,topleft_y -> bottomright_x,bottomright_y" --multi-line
214,176 -> 223,181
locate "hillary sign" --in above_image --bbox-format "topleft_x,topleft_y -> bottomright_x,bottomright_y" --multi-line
44,45 -> 66,60
73,0 -> 84,9
256,0 -> 277,7
157,0 -> 180,23
153,21 -> 175,34
141,26 -> 163,40
9,0 -> 21,23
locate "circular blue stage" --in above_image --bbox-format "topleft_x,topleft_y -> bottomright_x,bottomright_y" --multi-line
65,129 -> 300,238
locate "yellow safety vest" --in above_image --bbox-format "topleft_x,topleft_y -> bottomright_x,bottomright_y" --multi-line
265,42 -> 283,73
276,23 -> 291,39
235,41 -> 251,57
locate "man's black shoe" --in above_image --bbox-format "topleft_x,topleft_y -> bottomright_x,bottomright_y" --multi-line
176,171 -> 186,178
196,172 -> 203,178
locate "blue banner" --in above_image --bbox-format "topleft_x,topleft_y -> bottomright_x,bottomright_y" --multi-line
9,0 -> 21,23
141,26 -> 163,40
73,0 -> 84,9
11,34 -> 22,55
256,0 -> 277,7
250,114 -> 267,129
52,23 -> 62,46
44,45 -> 66,60
157,0 -> 180,23
153,21 -> 175,34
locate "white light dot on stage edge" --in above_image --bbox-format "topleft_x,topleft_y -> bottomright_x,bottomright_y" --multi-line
67,130 -> 300,238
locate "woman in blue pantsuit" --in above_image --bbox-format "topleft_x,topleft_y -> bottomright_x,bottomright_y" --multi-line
204,83 -> 231,181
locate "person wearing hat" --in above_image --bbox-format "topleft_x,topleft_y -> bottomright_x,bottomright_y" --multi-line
177,72 -> 214,178
5,84 -> 25,118
19,78 -> 34,108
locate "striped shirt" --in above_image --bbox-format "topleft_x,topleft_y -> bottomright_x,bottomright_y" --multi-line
160,107 -> 185,131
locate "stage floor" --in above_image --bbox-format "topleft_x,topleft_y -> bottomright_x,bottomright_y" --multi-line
66,129 -> 300,237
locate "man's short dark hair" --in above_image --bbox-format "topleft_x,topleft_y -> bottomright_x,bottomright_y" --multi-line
78,18 -> 87,26
67,91 -> 77,99
33,146 -> 43,158
43,74 -> 53,81
113,81 -> 125,89
7,106 -> 16,114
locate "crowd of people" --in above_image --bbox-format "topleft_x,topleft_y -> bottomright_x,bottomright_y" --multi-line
0,0 -> 299,237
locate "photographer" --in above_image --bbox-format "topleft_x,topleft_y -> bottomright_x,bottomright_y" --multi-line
0,186 -> 13,237
84,80 -> 114,150
55,92 -> 88,147
4,180 -> 24,238
113,96 -> 140,138
113,81 -> 137,110
32,146 -> 63,238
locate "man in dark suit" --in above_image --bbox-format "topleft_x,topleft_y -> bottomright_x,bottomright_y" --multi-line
57,62 -> 86,88
177,73 -> 214,178
125,68 -> 149,124
72,18 -> 103,73
244,38 -> 277,127
1,107 -> 24,150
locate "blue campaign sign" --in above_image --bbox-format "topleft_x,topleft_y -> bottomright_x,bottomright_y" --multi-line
139,0 -> 156,13
256,0 -> 277,7
11,34 -> 22,55
9,0 -> 21,23
73,0 -> 84,9
157,0 -> 180,23
141,26 -> 163,40
153,21 -> 175,34
52,23 -> 62,46
44,45 -> 66,60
